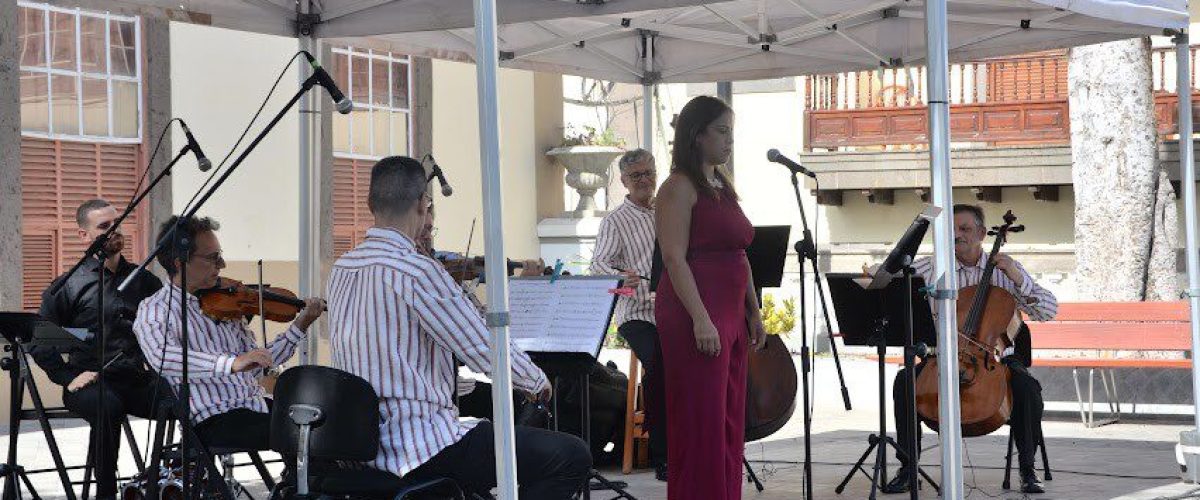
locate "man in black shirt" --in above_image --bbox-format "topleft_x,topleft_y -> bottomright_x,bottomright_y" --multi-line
32,199 -> 171,500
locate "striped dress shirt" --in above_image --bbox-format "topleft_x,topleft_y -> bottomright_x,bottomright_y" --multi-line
133,285 -> 307,423
590,198 -> 656,325
911,251 -> 1058,352
326,227 -> 550,477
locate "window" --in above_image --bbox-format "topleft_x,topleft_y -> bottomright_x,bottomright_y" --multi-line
330,47 -> 416,255
17,2 -> 142,142
330,47 -> 412,159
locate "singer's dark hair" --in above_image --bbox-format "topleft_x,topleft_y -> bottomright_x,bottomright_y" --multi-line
671,95 -> 737,199
75,199 -> 112,228
953,204 -> 985,228
156,215 -> 220,277
369,156 -> 428,219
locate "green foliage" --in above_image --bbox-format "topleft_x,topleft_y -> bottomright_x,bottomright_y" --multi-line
604,323 -> 628,349
560,125 -> 626,148
761,294 -> 796,336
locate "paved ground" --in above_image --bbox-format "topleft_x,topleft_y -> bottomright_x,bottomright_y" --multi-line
5,355 -> 1199,499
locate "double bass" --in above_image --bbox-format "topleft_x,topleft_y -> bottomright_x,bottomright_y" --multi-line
913,210 -> 1024,437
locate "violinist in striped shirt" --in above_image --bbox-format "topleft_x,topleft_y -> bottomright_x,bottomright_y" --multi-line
326,155 -> 591,499
133,215 -> 325,453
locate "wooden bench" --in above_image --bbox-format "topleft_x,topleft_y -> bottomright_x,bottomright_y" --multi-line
867,301 -> 1193,428
1024,301 -> 1192,427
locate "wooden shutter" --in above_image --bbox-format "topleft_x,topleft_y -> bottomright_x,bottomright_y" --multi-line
332,156 -> 374,257
19,136 -> 145,311
21,230 -> 57,311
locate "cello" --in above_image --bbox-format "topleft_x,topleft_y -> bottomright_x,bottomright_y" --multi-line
913,210 -> 1024,437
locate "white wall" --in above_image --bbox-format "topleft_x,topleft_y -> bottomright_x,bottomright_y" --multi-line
170,26 -> 548,264
430,60 -> 544,260
170,22 -> 301,262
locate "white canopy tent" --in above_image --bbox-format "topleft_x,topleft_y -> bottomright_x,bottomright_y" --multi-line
353,0 -> 1190,496
36,0 -> 1190,497
358,0 -> 1186,84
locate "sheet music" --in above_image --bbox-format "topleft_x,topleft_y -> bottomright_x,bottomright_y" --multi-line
508,277 -> 621,356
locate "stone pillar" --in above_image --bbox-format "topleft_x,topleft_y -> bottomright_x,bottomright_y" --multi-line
0,0 -> 22,310
142,15 -> 172,273
412,56 -> 433,157
534,72 -> 564,220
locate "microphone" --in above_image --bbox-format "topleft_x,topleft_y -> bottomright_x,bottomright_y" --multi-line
301,51 -> 354,115
766,149 -> 816,179
179,121 -> 212,172
427,155 -> 454,196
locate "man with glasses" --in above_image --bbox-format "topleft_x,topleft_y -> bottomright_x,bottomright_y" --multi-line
589,148 -> 667,480
133,215 -> 325,453
33,199 -> 171,500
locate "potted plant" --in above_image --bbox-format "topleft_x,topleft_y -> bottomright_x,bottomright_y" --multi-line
547,125 -> 625,217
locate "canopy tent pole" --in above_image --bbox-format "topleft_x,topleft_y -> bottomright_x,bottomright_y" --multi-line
1176,32 -> 1200,431
641,31 -> 655,152
473,0 -> 520,497
924,0 -> 965,496
1174,32 -> 1200,483
297,2 -> 318,364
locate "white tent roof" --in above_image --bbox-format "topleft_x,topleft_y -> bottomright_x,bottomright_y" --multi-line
350,0 -> 1188,83
61,0 -> 723,38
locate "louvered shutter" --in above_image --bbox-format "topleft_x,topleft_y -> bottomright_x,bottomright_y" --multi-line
332,156 -> 375,257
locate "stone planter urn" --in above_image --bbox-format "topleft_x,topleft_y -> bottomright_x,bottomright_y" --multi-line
546,145 -> 624,217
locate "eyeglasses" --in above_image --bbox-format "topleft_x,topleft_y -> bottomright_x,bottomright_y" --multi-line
193,251 -> 225,265
625,170 -> 656,182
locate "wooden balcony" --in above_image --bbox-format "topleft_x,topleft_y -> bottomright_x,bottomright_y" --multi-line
805,47 -> 1199,151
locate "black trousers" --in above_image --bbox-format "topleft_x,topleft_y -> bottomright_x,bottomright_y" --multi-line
618,320 -> 667,467
892,357 -> 1044,470
399,421 -> 591,499
61,373 -> 176,496
194,406 -> 272,451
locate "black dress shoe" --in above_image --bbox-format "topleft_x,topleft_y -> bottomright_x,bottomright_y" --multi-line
654,464 -> 668,482
881,467 -> 912,494
1020,470 -> 1045,494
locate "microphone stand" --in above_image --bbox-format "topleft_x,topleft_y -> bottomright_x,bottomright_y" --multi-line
787,170 -> 852,499
119,69 -> 328,500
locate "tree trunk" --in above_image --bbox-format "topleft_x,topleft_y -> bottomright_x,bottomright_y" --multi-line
1069,38 -> 1177,301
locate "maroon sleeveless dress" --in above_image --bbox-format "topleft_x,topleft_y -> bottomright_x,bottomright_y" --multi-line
655,187 -> 754,500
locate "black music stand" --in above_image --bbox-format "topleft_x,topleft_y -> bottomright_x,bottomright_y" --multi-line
509,276 -> 635,500
828,275 -> 940,499
741,225 -> 791,492
0,313 -> 84,500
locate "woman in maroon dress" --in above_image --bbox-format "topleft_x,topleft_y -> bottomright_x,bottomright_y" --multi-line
655,95 -> 766,500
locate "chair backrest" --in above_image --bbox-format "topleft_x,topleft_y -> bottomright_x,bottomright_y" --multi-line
270,365 -> 380,462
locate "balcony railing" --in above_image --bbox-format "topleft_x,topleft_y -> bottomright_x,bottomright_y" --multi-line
805,46 -> 1199,151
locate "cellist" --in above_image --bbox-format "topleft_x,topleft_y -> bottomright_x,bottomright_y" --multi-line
883,204 -> 1058,495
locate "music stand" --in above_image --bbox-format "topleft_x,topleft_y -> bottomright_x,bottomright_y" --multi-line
741,225 -> 791,492
509,276 -> 636,500
0,313 -> 85,500
827,275 -> 940,499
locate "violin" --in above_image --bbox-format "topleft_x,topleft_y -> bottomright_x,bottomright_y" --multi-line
195,277 -> 307,323
914,210 -> 1024,437
434,252 -> 525,282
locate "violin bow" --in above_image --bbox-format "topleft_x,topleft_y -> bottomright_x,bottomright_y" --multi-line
257,259 -> 268,347
459,219 -> 477,281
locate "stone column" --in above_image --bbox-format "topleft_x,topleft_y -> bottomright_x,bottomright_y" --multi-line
0,0 -> 23,310
142,15 -> 172,274
412,56 -> 433,157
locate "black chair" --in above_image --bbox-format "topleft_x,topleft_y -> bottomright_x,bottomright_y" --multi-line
269,365 -> 463,499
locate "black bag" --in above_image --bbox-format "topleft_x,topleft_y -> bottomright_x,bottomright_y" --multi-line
542,360 -> 628,466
